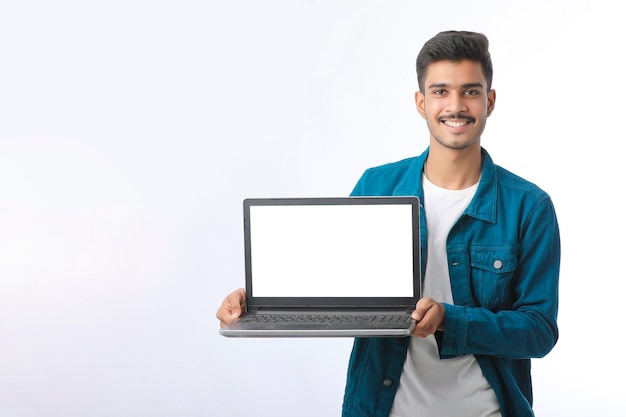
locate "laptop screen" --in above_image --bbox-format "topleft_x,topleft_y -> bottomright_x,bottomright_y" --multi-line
243,197 -> 421,306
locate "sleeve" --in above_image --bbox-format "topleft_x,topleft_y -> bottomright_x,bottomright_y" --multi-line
439,196 -> 560,359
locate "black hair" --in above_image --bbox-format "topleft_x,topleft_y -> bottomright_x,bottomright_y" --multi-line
416,31 -> 493,91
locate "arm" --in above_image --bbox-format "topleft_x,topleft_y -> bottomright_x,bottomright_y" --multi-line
441,197 -> 560,359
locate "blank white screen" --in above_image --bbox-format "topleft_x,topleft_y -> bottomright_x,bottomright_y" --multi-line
249,204 -> 415,297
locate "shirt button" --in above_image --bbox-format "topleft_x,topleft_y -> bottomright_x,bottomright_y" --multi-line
493,259 -> 503,270
382,378 -> 394,387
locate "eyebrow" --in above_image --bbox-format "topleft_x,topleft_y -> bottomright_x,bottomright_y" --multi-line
428,82 -> 485,89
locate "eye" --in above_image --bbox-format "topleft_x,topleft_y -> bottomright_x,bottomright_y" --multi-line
464,89 -> 479,96
432,89 -> 446,95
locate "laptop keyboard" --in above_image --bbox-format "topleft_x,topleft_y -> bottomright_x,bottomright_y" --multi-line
240,313 -> 411,324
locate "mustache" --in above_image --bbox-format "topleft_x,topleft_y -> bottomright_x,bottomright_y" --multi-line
438,114 -> 475,123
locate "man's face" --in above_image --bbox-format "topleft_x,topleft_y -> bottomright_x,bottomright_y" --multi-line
415,60 -> 496,151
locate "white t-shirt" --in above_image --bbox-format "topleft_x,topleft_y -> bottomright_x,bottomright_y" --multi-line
389,174 -> 501,417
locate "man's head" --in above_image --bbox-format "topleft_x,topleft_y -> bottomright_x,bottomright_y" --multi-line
414,31 -> 496,153
416,31 -> 493,92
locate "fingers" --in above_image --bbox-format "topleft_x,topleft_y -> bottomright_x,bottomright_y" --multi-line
216,288 -> 246,328
410,297 -> 445,338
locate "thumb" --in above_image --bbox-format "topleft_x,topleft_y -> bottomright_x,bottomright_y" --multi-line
411,297 -> 434,321
411,310 -> 422,321
229,288 -> 246,318
230,301 -> 242,318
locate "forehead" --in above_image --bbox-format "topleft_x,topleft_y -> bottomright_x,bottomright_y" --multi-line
423,60 -> 487,88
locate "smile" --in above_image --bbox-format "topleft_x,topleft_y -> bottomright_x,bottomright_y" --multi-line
444,120 -> 469,128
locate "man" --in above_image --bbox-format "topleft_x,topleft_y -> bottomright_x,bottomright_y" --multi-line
217,31 -> 560,417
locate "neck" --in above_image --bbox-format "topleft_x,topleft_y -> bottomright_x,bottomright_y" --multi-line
424,144 -> 482,190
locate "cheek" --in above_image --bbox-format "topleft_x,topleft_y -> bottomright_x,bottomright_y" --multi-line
421,102 -> 441,120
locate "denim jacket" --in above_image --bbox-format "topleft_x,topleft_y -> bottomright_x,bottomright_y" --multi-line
342,148 -> 560,417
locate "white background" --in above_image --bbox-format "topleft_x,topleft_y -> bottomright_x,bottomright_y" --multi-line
0,1 -> 622,416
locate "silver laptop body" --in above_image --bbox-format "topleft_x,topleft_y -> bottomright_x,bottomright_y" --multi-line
219,196 -> 421,337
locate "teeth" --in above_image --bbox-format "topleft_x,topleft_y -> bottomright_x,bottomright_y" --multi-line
444,120 -> 468,128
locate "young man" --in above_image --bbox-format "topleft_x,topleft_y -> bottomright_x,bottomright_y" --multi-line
217,31 -> 560,417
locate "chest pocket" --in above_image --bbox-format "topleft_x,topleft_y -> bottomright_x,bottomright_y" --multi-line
469,247 -> 518,310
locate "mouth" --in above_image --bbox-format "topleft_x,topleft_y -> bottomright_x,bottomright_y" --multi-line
439,116 -> 475,129
443,120 -> 470,128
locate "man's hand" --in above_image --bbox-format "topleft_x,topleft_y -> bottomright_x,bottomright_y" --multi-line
216,288 -> 246,328
410,297 -> 446,337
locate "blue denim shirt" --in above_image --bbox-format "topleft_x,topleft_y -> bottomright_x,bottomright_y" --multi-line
342,148 -> 560,417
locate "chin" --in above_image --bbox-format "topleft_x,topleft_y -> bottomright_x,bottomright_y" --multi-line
434,137 -> 480,151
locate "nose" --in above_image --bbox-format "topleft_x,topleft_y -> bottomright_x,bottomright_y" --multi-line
446,93 -> 468,114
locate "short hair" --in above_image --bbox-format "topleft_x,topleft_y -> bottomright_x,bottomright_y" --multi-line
416,31 -> 493,92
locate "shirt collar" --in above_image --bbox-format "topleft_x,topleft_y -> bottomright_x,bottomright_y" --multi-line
392,147 -> 497,224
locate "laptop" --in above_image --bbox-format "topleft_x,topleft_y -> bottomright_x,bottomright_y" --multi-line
219,196 -> 421,337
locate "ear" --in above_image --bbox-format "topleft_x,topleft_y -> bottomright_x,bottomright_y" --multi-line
415,91 -> 426,119
486,89 -> 496,117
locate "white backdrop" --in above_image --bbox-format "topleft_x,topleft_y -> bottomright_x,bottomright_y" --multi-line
1,1 -> 623,416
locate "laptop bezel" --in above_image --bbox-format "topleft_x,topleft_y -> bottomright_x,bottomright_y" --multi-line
242,196 -> 422,311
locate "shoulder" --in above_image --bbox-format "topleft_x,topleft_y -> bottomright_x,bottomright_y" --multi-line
494,164 -> 551,201
363,156 -> 418,177
479,148 -> 550,200
351,156 -> 421,196
491,164 -> 558,228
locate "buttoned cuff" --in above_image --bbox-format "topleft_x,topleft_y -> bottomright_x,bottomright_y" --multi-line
439,303 -> 468,358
